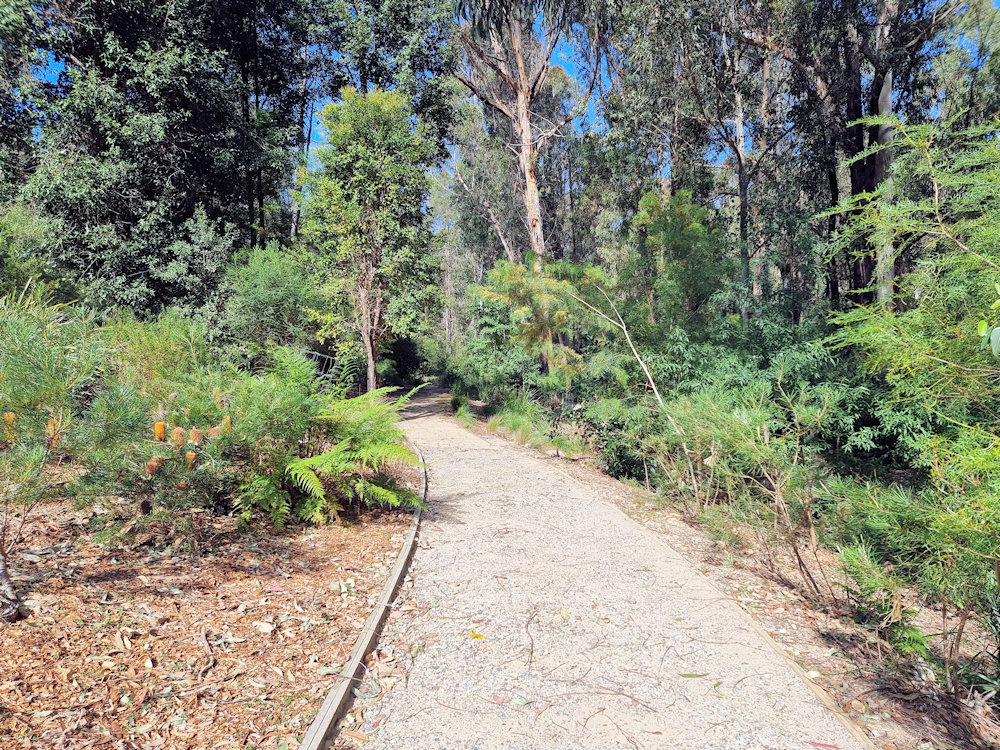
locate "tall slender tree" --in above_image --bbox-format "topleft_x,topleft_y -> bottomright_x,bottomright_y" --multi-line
454,0 -> 597,272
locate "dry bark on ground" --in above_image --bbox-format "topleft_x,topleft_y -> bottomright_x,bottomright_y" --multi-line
0,499 -> 411,749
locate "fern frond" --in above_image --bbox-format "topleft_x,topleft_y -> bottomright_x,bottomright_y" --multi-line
284,457 -> 327,500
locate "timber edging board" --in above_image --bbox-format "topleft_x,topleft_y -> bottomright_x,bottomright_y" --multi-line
298,440 -> 427,750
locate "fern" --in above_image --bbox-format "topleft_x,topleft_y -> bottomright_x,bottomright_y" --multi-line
280,389 -> 424,521
235,476 -> 293,529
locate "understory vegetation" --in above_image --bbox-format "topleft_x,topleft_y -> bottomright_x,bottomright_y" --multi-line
0,286 -> 423,619
6,0 -> 1000,740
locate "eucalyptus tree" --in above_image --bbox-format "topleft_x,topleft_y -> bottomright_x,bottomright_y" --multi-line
453,0 -> 599,272
736,0 -> 961,305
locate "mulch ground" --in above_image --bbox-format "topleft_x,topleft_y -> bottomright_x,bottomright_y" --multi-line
0,499 -> 412,749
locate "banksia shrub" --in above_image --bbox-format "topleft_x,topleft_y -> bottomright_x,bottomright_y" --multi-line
170,427 -> 186,449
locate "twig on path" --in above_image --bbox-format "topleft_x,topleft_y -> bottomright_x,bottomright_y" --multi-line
198,627 -> 215,681
583,706 -> 606,728
435,697 -> 476,714
533,703 -> 552,722
525,611 -> 537,670
548,687 -> 659,713
177,668 -> 247,695
605,710 -> 644,750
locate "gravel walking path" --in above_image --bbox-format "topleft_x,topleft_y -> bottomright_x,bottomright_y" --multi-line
358,392 -> 871,750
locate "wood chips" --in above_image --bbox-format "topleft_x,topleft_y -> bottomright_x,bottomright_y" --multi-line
0,500 -> 411,749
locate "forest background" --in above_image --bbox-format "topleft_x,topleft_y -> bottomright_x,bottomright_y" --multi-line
5,0 -> 1000,718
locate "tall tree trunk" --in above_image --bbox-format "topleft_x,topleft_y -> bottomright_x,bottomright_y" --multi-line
358,286 -> 378,393
291,52 -> 310,241
873,0 -> 898,307
509,18 -> 546,272
567,146 -> 578,261
734,89 -> 750,325
825,150 -> 842,308
845,13 -> 875,304
874,67 -> 896,308
240,60 -> 255,241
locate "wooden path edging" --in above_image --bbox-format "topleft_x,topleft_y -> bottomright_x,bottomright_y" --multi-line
298,441 -> 427,750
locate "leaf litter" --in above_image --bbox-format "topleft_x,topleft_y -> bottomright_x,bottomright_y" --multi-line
0,498 -> 412,749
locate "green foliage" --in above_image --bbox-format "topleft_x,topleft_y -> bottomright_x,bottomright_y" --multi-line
215,244 -> 319,358
628,190 -> 732,331
0,288 -> 109,608
0,203 -> 71,298
305,88 -> 439,389
283,388 -> 423,523
0,291 -> 423,547
839,542 -> 929,656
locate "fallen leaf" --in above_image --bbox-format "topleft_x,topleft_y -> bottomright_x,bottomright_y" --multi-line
470,632 -> 484,639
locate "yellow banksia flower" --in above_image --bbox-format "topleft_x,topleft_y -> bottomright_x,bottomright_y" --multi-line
2,412 -> 16,442
45,415 -> 63,449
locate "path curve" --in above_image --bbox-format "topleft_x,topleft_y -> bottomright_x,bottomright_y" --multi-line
358,390 -> 870,750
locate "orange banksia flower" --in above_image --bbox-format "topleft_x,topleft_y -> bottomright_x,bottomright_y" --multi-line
184,451 -> 197,467
154,421 -> 167,440
45,415 -> 63,449
146,456 -> 165,475
189,428 -> 203,446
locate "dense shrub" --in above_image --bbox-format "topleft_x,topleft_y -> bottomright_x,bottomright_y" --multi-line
0,291 -> 108,618
215,243 -> 319,358
0,293 -> 422,615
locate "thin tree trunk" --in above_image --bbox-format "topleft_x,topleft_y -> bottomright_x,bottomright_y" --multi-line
825,150 -> 842,308
359,288 -> 378,393
453,158 -> 519,263
0,549 -> 21,621
567,146 -> 578,261
873,0 -> 898,307
734,89 -> 750,325
240,61 -> 255,240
